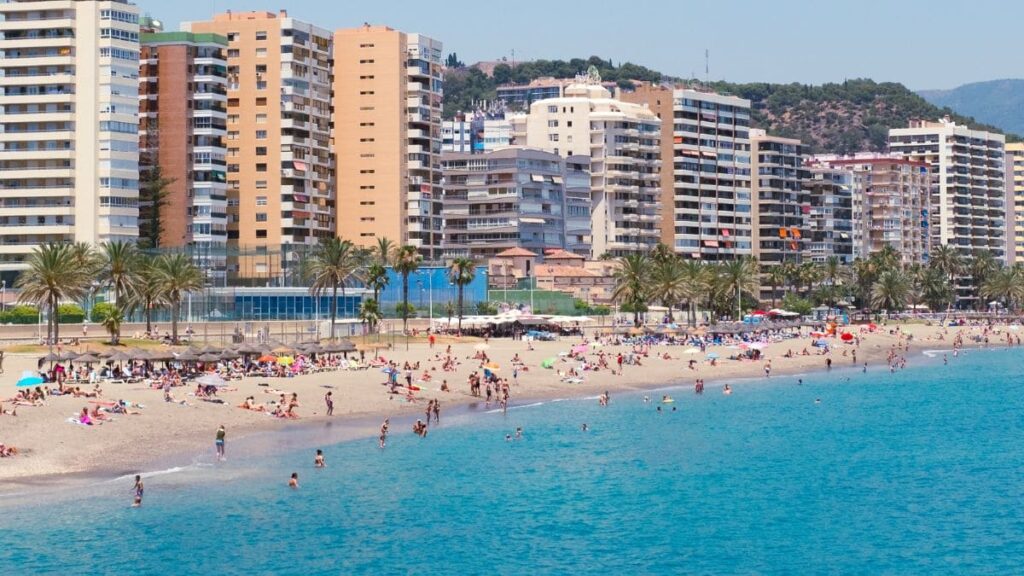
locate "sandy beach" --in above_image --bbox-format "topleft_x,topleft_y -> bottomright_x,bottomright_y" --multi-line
0,321 -> 1011,491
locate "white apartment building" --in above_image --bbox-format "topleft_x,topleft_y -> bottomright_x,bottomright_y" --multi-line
667,89 -> 753,260
525,75 -> 661,257
889,118 -> 1006,262
0,0 -> 141,274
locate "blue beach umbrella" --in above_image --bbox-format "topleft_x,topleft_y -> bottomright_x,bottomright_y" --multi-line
705,352 -> 720,360
16,371 -> 44,387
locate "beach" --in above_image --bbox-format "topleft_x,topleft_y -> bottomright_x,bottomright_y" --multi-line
0,321 -> 1010,490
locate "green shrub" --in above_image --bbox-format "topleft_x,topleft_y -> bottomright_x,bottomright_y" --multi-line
2,304 -> 39,324
90,302 -> 117,323
57,303 -> 84,324
590,305 -> 611,316
475,301 -> 497,315
619,302 -> 648,314
393,302 -> 417,318
781,293 -> 813,317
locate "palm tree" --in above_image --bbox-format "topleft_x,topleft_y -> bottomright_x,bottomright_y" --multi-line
98,241 -> 141,342
308,238 -> 364,340
980,265 -> 1024,312
918,266 -> 953,312
612,254 -> 649,327
153,253 -> 204,344
870,269 -> 909,313
718,257 -> 759,320
680,260 -> 712,327
649,254 -> 686,322
375,237 -> 396,266
393,245 -> 422,334
970,249 -> 999,310
358,298 -> 381,333
817,255 -> 851,308
365,262 -> 389,305
765,266 -> 787,308
448,257 -> 476,334
102,306 -> 125,345
130,261 -> 169,335
929,244 -> 963,310
16,243 -> 93,344
796,260 -> 820,295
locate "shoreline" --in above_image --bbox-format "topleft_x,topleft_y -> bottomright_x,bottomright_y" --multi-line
0,322 -> 1010,496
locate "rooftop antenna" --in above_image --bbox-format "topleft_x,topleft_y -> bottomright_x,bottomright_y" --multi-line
705,49 -> 710,84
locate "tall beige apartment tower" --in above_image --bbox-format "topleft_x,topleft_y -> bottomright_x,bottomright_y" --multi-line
186,11 -> 334,280
1007,143 -> 1024,263
0,0 -> 141,277
333,25 -> 444,260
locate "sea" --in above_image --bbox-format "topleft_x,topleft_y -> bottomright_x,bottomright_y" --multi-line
1,347 -> 1022,574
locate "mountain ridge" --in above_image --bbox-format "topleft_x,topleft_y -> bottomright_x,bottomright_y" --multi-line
918,79 -> 1024,136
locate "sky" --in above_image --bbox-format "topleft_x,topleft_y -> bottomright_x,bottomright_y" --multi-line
139,0 -> 1023,90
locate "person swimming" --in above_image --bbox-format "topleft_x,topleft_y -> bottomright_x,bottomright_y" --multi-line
581,423 -> 589,432
723,384 -> 732,395
314,449 -> 325,468
289,472 -> 299,489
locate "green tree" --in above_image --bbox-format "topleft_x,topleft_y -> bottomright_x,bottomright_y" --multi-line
393,246 -> 422,334
765,266 -> 788,308
612,254 -> 650,327
130,261 -> 169,335
308,238 -> 364,340
358,298 -> 382,333
137,164 -> 176,249
448,257 -> 477,333
99,241 -> 141,342
153,253 -> 205,343
717,257 -> 760,320
102,306 -> 125,345
15,243 -> 94,344
365,263 -> 390,313
980,265 -> 1024,311
870,269 -> 909,312
969,249 -> 999,309
89,302 -> 117,324
649,254 -> 686,322
375,236 -> 396,266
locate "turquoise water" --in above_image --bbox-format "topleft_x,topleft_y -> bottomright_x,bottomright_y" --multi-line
2,348 -> 1023,574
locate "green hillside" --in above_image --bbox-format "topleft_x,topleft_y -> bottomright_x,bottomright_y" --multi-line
443,57 -> 1019,153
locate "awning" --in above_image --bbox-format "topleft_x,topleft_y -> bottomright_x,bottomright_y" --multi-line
704,240 -> 719,248
519,217 -> 546,224
839,233 -> 849,239
292,160 -> 307,171
551,176 -> 563,184
531,174 -> 545,182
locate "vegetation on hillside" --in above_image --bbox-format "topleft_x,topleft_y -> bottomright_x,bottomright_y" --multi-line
444,54 -> 1019,152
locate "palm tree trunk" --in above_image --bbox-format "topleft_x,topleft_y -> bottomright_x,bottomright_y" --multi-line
171,299 -> 179,343
51,294 -> 57,344
402,273 -> 409,334
145,303 -> 153,334
330,283 -> 338,340
457,283 -> 464,334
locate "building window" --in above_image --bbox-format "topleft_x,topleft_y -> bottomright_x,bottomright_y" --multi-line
256,130 -> 267,139
255,182 -> 267,190
255,98 -> 267,106
227,32 -> 238,41
255,147 -> 267,156
256,164 -> 267,172
255,31 -> 267,41
255,230 -> 267,238
255,48 -> 267,57
549,134 -> 559,142
256,213 -> 268,222
256,114 -> 267,124
256,195 -> 268,205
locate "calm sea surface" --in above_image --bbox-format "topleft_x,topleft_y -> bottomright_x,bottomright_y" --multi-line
2,347 -> 1022,574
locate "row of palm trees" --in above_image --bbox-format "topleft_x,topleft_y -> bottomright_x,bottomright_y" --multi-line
15,237 -> 484,344
16,241 -> 203,344
612,243 -> 1024,322
297,237 -> 479,338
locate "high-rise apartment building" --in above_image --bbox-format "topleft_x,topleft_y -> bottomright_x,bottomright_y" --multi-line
749,130 -> 808,301
442,114 -> 514,154
440,148 -> 583,259
186,11 -> 335,280
0,0 -> 141,277
625,86 -> 753,260
806,165 -> 858,264
814,154 -> 931,265
333,25 -> 444,260
1006,143 -> 1024,263
139,18 -> 228,281
524,74 -> 661,257
889,119 -> 1006,262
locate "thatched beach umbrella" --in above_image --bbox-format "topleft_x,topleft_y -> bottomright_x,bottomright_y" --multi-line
270,343 -> 296,355
104,350 -> 134,362
323,340 -> 356,353
73,353 -> 102,364
39,351 -> 62,363
174,351 -> 200,362
197,353 -> 222,363
145,350 -> 176,361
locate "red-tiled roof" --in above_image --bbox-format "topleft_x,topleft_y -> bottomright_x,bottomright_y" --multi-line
544,249 -> 585,260
535,265 -> 598,278
495,247 -> 538,257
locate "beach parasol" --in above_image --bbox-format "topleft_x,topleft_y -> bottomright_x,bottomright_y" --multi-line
175,351 -> 200,362
58,350 -> 80,362
197,353 -> 222,363
39,352 -> 62,363
271,344 -> 296,355
145,350 -> 176,361
195,373 -> 228,387
277,356 -> 294,366
323,340 -> 356,353
541,358 -> 556,369
218,349 -> 241,360
195,344 -> 222,355
73,353 -> 102,364
257,354 -> 277,363
840,333 -> 854,342
16,371 -> 44,387
104,350 -> 134,362
235,342 -> 264,354
683,347 -> 701,355
749,342 -> 769,351
705,352 -> 720,360
473,343 -> 490,351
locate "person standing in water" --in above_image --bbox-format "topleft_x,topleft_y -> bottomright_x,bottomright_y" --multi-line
289,472 -> 299,488
314,449 -> 325,468
215,425 -> 226,461
379,418 -> 390,449
131,475 -> 144,507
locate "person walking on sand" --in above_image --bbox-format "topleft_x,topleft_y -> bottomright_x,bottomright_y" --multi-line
131,475 -> 144,507
324,391 -> 334,416
432,399 -> 440,424
215,425 -> 226,461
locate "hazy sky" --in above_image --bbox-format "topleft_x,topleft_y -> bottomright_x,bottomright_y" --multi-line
139,0 -> 1023,90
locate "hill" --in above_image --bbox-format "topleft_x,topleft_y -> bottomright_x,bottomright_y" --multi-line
918,79 -> 1024,136
442,56 -> 1019,153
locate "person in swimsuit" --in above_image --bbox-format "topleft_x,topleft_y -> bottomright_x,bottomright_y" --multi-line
723,384 -> 732,395
324,391 -> 334,416
314,449 -> 325,468
215,425 -> 226,461
131,475 -> 144,507
289,472 -> 299,489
